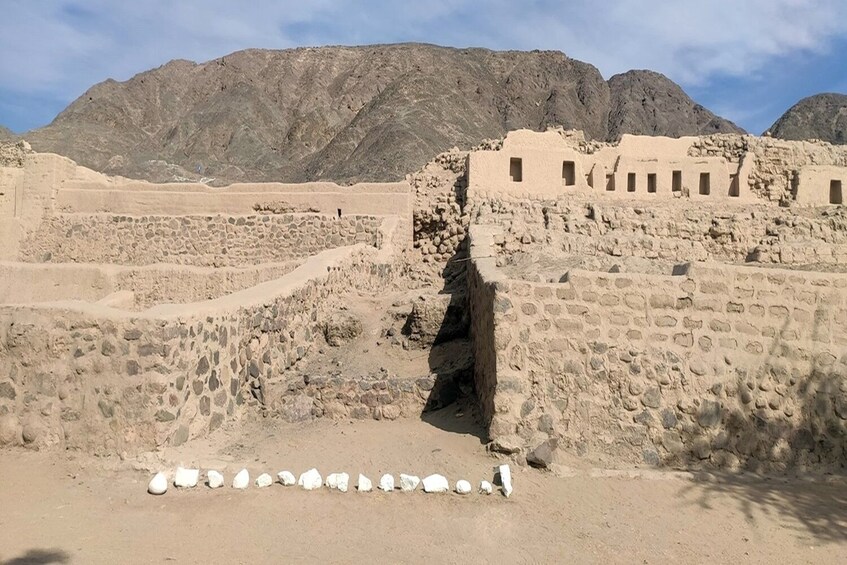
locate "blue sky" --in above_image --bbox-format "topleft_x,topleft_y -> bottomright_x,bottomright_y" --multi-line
2,0 -> 846,135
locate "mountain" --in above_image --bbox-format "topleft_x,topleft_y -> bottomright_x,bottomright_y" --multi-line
22,44 -> 744,183
0,125 -> 14,140
768,93 -> 847,144
607,70 -> 744,139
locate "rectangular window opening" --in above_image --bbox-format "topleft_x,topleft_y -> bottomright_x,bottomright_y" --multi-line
699,172 -> 711,195
562,161 -> 576,186
337,208 -> 342,218
647,173 -> 657,194
672,170 -> 682,192
627,172 -> 636,193
831,180 -> 843,204
510,158 -> 523,182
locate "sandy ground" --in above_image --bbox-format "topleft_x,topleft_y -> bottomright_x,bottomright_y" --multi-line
1,408 -> 846,564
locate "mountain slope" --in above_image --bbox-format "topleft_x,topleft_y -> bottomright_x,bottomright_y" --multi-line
23,44 -> 744,183
768,93 -> 847,144
607,70 -> 744,139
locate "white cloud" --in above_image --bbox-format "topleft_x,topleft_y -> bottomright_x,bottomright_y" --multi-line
1,0 -> 846,129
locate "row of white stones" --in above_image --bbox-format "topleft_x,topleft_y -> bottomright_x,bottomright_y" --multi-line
148,465 -> 513,497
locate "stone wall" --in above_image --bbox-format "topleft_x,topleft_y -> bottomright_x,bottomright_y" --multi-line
0,241 -> 396,454
469,225 -> 847,471
467,196 -> 847,268
19,213 -> 383,266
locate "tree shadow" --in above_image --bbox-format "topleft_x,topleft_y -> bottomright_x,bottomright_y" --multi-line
678,471 -> 847,544
670,305 -> 847,543
1,549 -> 70,565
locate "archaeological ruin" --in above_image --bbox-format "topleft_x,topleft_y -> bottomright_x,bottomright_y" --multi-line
1,128 -> 846,472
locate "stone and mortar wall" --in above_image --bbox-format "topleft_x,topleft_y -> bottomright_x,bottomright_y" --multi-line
0,241 -> 397,454
690,134 -> 847,203
469,225 -> 847,471
18,213 -> 383,266
468,196 -> 847,268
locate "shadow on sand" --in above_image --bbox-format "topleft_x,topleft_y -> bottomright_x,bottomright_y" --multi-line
1,549 -> 70,565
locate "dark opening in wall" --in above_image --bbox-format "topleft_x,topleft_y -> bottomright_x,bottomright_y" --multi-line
672,170 -> 682,192
606,174 -> 615,191
627,173 -> 636,192
647,173 -> 657,193
510,158 -> 523,182
337,208 -> 342,218
699,172 -> 711,195
831,180 -> 843,204
729,175 -> 740,197
562,161 -> 576,186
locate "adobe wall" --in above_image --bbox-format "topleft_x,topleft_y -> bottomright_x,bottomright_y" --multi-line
0,261 -> 301,309
18,213 -> 383,266
1,151 -> 414,262
469,224 -> 847,471
0,237 -> 398,454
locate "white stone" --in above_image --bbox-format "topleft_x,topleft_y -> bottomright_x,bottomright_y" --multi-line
479,480 -> 493,495
455,480 -> 472,494
148,472 -> 168,495
174,467 -> 199,488
378,474 -> 395,492
496,464 -> 513,498
422,474 -> 449,493
357,474 -> 372,492
399,474 -> 420,492
298,468 -> 322,490
325,472 -> 350,492
277,470 -> 296,486
232,468 -> 250,489
207,470 -> 225,489
256,473 -> 273,488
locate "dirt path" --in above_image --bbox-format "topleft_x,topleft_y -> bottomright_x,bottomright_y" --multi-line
1,412 -> 845,564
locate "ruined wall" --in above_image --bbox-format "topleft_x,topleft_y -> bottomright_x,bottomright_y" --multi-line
469,225 -> 847,471
0,261 -> 301,308
19,213 -> 383,266
0,242 -> 397,454
467,196 -> 847,268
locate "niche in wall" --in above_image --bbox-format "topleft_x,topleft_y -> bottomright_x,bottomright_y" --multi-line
606,174 -> 615,191
699,172 -> 711,195
729,175 -> 740,197
831,180 -> 843,204
510,158 -> 523,182
647,173 -> 657,193
627,173 -> 636,192
672,170 -> 682,192
562,161 -> 576,186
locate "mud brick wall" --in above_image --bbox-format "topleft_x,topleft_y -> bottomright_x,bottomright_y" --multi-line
469,225 -> 847,471
0,244 -> 396,454
18,213 -> 383,266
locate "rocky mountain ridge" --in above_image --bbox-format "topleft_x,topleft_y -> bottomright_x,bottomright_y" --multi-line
20,44 -> 743,183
